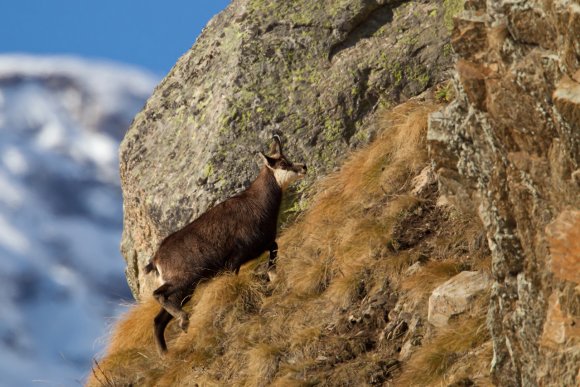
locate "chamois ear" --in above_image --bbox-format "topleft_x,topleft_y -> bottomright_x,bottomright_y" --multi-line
259,152 -> 276,167
269,135 -> 283,157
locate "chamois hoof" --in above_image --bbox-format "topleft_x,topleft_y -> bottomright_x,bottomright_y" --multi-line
179,315 -> 190,332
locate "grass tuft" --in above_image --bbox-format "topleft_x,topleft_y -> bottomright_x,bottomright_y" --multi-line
396,300 -> 491,386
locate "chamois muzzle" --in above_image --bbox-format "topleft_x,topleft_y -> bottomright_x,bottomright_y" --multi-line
294,163 -> 307,176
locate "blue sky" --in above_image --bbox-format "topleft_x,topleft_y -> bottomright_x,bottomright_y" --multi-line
0,1 -> 231,75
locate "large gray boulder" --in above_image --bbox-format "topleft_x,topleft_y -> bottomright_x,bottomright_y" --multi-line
120,0 -> 454,300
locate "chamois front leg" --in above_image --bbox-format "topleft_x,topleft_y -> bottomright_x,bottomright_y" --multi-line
267,241 -> 278,282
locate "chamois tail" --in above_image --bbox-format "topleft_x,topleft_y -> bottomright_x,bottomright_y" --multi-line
144,261 -> 157,275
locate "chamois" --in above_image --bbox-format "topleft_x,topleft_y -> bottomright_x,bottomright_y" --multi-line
145,136 -> 307,354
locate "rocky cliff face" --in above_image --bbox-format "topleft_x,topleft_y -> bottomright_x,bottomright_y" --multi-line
428,0 -> 580,385
121,0 -> 455,299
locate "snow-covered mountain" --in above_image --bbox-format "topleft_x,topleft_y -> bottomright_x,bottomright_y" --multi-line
0,54 -> 157,386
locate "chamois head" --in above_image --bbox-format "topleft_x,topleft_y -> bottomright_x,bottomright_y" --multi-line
260,135 -> 307,189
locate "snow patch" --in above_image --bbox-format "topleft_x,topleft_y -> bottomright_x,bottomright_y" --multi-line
2,147 -> 29,175
0,54 -> 157,385
0,214 -> 29,254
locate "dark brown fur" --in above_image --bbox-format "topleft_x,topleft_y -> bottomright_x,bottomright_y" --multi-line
148,138 -> 305,354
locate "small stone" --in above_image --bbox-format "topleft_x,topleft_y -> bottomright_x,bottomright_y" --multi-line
545,210 -> 580,284
540,292 -> 580,348
553,72 -> 580,131
411,166 -> 435,195
428,271 -> 490,327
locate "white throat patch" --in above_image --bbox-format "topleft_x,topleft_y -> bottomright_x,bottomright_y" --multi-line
272,168 -> 300,189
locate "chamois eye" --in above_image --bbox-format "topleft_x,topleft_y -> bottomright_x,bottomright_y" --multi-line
279,160 -> 289,168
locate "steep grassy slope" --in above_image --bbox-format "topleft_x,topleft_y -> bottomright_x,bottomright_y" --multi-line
89,97 -> 492,386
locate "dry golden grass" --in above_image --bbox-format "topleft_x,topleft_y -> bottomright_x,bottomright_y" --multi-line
106,297 -> 159,353
401,260 -> 462,300
88,98 -> 492,387
279,102 -> 437,307
245,343 -> 285,386
87,298 -> 161,387
395,296 -> 492,386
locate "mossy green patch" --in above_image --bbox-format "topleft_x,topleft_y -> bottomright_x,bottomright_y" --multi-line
435,81 -> 455,103
323,118 -> 343,142
203,162 -> 214,178
443,0 -> 464,31
443,42 -> 454,57
393,64 -> 403,86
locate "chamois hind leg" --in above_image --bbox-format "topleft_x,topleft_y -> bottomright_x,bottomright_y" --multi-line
153,308 -> 173,355
152,283 -> 190,332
